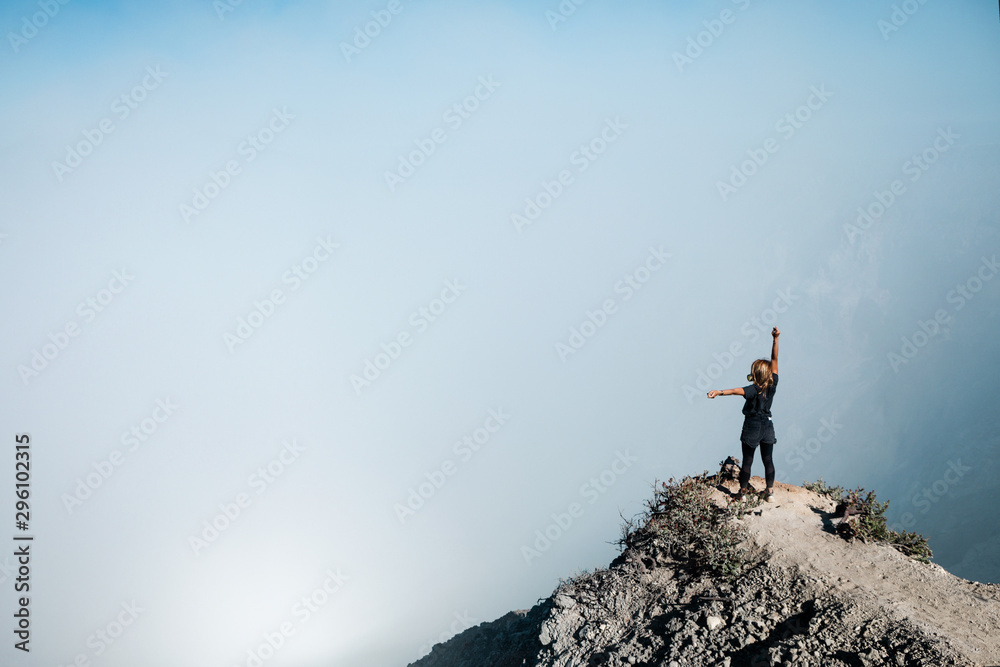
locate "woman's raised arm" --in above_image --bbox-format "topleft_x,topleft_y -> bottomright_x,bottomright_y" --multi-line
770,327 -> 780,375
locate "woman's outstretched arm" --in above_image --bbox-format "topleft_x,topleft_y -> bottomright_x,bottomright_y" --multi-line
707,388 -> 745,398
770,327 -> 780,375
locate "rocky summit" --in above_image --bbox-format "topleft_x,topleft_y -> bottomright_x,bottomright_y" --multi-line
408,468 -> 1000,667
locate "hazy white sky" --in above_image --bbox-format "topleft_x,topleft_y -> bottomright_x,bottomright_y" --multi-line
1,1 -> 999,666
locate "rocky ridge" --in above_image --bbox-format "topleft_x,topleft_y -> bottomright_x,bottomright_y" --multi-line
409,470 -> 1000,667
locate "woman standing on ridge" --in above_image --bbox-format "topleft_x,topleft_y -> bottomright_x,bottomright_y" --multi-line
707,327 -> 780,502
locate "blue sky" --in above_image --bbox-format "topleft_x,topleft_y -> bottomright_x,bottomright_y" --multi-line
1,1 -> 999,666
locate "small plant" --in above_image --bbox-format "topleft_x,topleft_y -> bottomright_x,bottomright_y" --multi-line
617,472 -> 761,582
806,478 -> 933,564
803,477 -> 844,501
888,530 -> 933,563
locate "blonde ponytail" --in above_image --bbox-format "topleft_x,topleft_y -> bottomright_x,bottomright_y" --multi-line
749,359 -> 774,399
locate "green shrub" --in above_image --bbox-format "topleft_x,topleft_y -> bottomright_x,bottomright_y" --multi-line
803,477 -> 844,501
617,472 -> 761,582
805,479 -> 933,564
888,530 -> 934,563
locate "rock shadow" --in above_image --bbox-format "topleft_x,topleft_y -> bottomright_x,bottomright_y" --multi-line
726,600 -> 818,667
810,505 -> 839,534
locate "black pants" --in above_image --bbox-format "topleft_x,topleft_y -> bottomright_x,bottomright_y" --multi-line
739,418 -> 775,489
